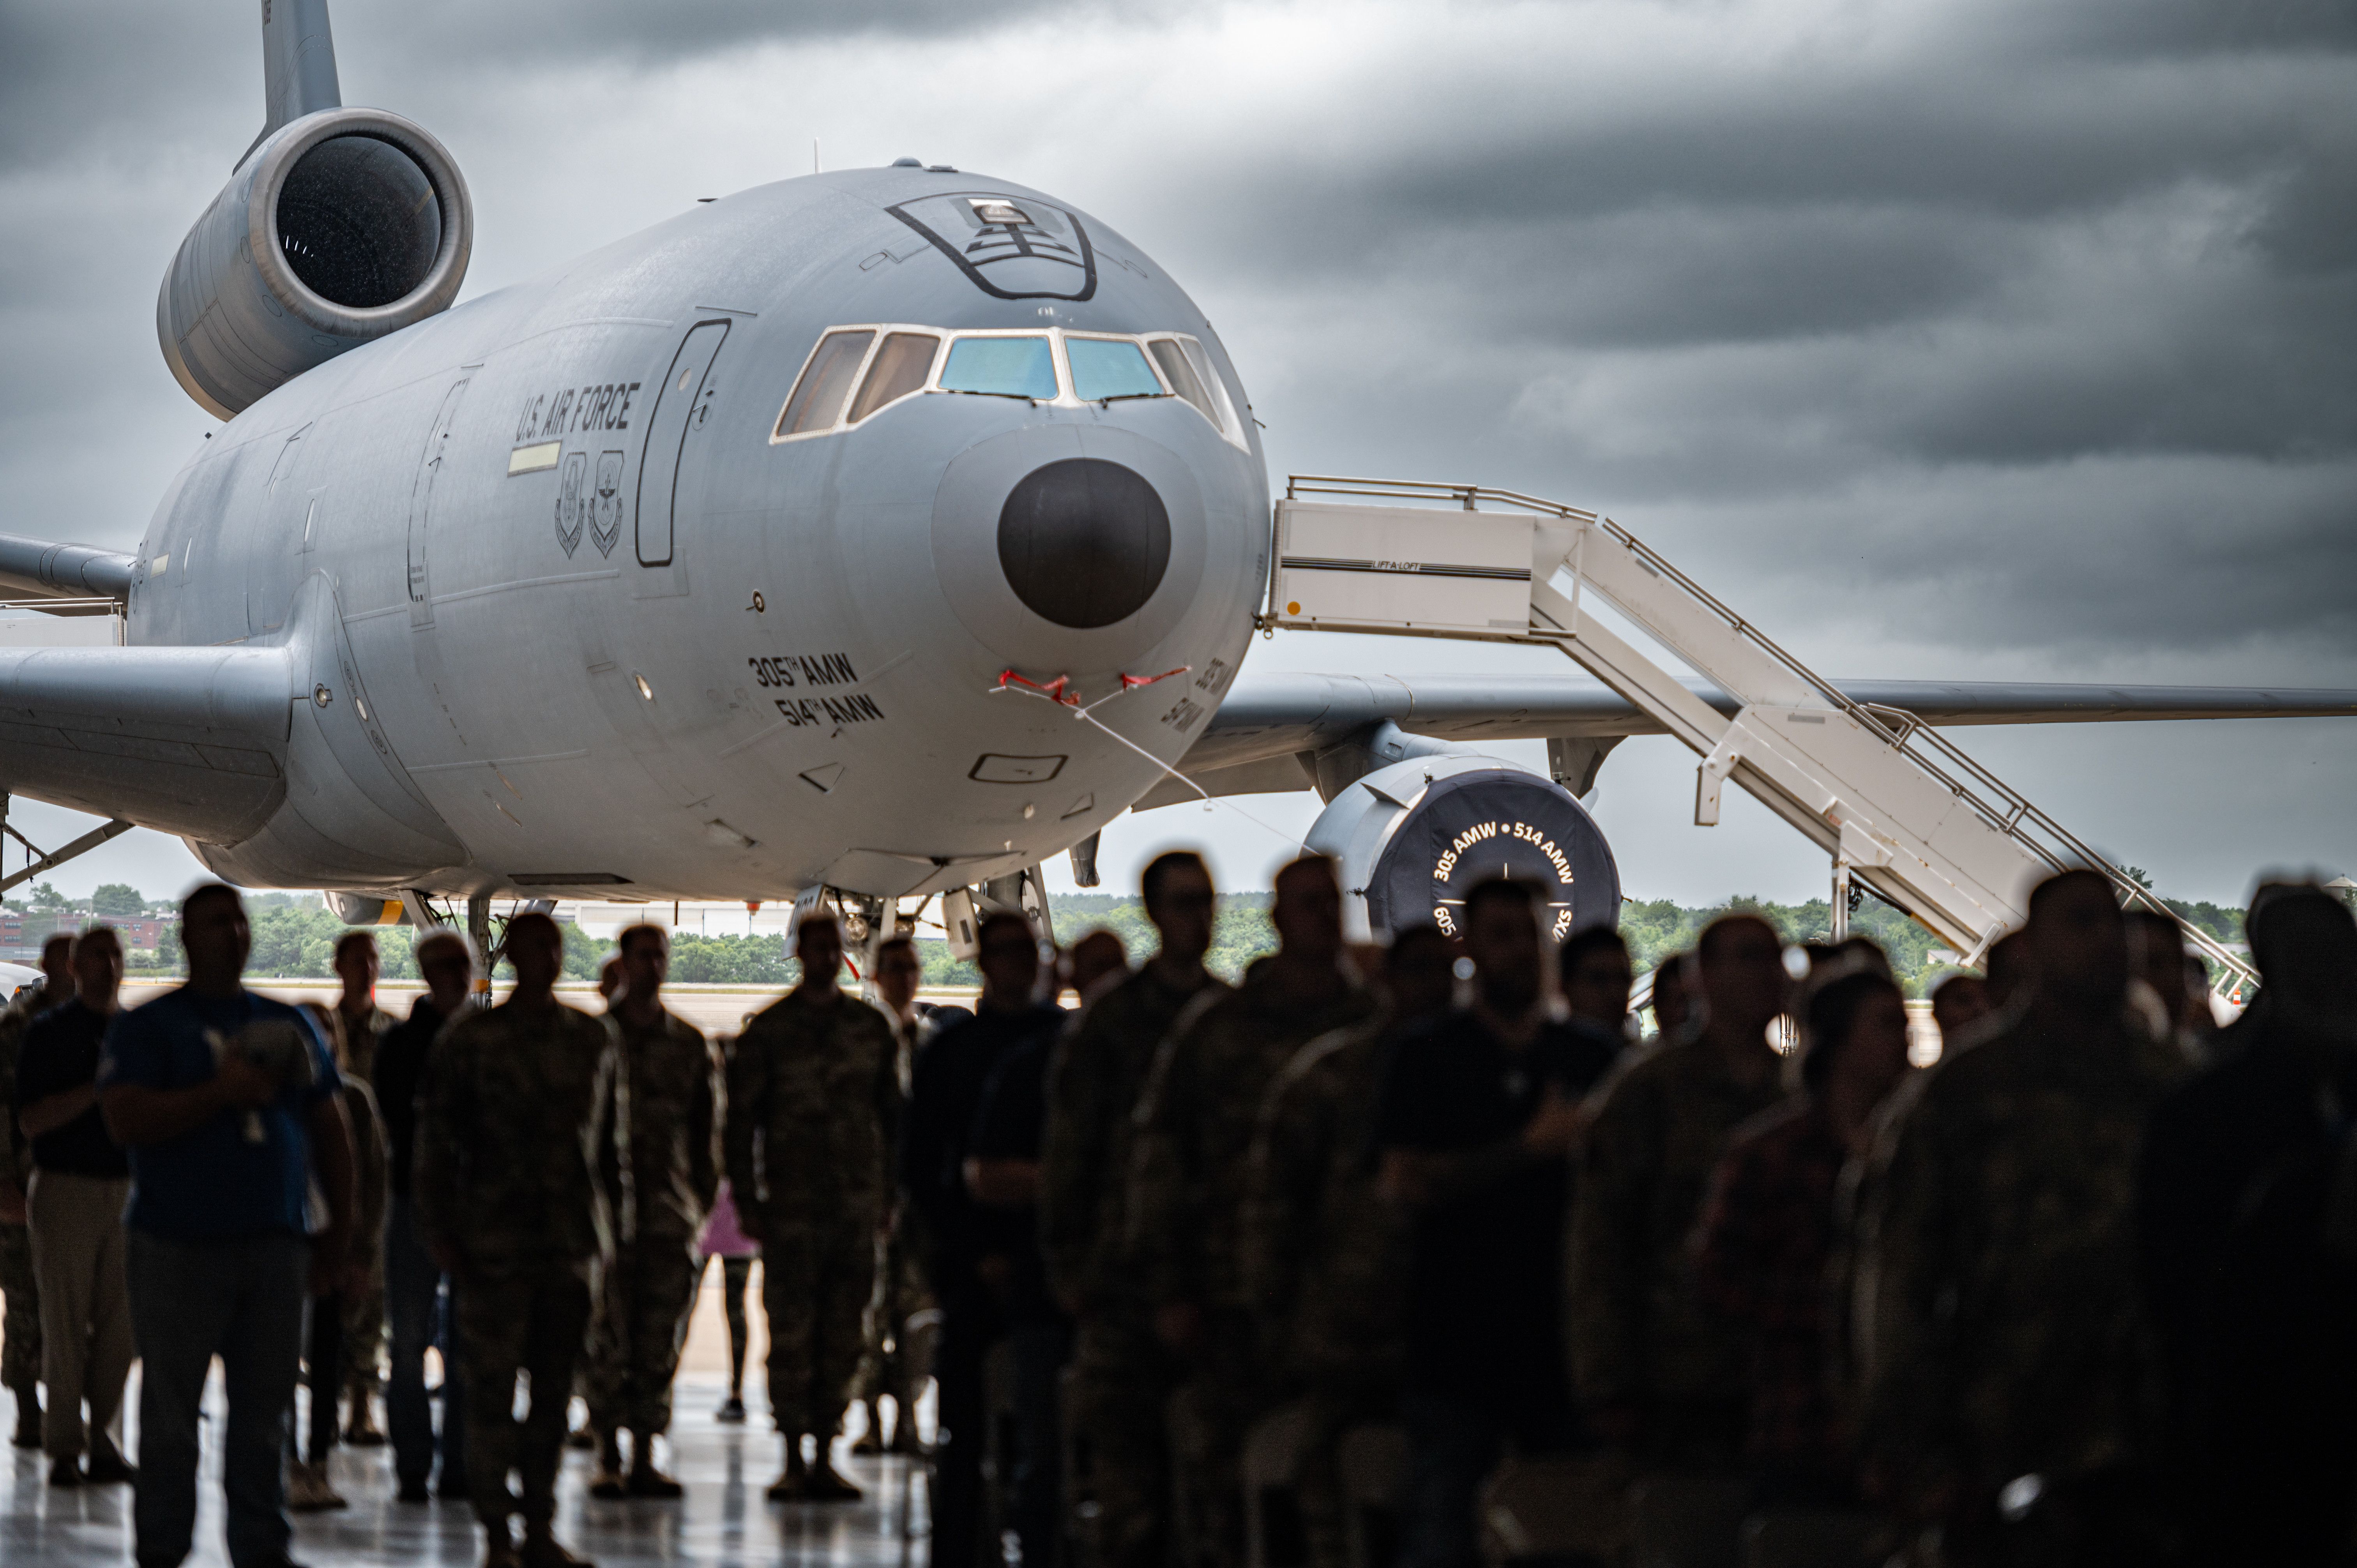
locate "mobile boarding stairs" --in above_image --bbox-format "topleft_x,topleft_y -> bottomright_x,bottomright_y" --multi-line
1264,476 -> 2257,996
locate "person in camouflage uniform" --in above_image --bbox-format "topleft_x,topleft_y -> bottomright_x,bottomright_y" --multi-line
0,935 -> 71,1448
1128,855 -> 1378,1568
1856,871 -> 2189,1560
852,935 -> 929,1456
585,924 -> 721,1499
1243,925 -> 1457,1568
1044,851 -> 1222,1568
332,930 -> 399,1446
415,912 -> 627,1568
1564,913 -> 1790,1468
725,911 -> 900,1501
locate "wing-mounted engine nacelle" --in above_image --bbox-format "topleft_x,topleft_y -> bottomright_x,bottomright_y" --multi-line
157,107 -> 472,418
1305,754 -> 1621,945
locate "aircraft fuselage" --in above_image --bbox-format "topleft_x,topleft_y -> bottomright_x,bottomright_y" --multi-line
130,170 -> 1269,902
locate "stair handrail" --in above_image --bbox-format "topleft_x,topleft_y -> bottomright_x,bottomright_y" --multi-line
1282,474 -> 2261,993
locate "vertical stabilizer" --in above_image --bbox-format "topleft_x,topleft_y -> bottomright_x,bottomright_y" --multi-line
260,0 -> 341,139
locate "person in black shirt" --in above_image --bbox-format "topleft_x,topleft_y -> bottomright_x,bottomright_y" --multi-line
1377,881 -> 1617,1568
15,927 -> 135,1487
372,927 -> 476,1502
2139,884 -> 2357,1560
903,911 -> 1065,1568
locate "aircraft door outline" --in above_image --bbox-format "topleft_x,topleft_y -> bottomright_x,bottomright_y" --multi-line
635,319 -> 731,569
406,377 -> 471,629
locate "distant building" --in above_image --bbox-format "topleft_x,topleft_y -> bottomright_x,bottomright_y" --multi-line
0,909 -> 168,963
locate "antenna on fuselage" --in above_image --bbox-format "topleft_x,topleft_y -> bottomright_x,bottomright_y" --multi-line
813,138 -> 821,175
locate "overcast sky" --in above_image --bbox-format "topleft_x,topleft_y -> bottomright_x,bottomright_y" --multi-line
0,0 -> 2350,911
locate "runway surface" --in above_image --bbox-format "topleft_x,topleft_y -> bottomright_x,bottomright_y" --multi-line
0,1266 -> 931,1568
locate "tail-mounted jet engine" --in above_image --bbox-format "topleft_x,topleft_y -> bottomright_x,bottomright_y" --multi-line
157,106 -> 471,418
1306,754 -> 1621,945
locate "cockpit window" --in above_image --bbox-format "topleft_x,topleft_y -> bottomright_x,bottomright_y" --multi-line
775,330 -> 873,438
769,325 -> 1249,449
1146,339 -> 1215,425
939,336 -> 1058,401
847,332 -> 940,424
1067,337 -> 1166,403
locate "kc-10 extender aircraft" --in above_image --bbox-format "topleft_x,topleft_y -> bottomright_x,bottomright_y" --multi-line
0,1 -> 2349,949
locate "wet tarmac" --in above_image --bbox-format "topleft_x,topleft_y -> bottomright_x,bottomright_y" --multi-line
0,1283 -> 931,1568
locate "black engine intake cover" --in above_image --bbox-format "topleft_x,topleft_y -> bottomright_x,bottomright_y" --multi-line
1309,758 -> 1621,943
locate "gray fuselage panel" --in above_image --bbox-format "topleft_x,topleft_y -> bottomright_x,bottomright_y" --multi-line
132,170 -> 1269,899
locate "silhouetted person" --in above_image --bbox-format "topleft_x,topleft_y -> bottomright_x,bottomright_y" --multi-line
903,911 -> 1062,1563
1130,855 -> 1375,1568
373,928 -> 475,1501
968,941 -> 1074,1568
1858,871 -> 2187,1561
1045,851 -> 1225,1568
727,913 -> 898,1501
1559,925 -> 1634,1056
1694,965 -> 1911,1505
16,927 -> 134,1487
415,911 -> 624,1568
1245,923 -> 1456,1568
2179,954 -> 2220,1057
1378,883 -> 1618,1568
99,884 -> 357,1568
585,924 -> 721,1499
330,929 -> 395,1447
2124,910 -> 2200,1058
1649,949 -> 1697,1042
697,1181 -> 758,1425
1819,936 -> 1895,985
284,1001 -> 385,1514
1928,973 -> 1989,1055
2138,885 -> 2357,1561
1568,913 -> 1788,1468
0,931 -> 74,1450
1065,927 -> 1131,1003
853,933 -> 928,1456
1981,929 -> 2033,1012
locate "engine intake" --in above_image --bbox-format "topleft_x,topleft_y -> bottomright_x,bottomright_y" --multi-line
158,107 -> 471,418
1306,756 -> 1622,943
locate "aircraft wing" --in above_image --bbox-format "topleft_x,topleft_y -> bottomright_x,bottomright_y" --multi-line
1161,671 -> 2357,803
0,532 -> 136,613
0,645 -> 290,841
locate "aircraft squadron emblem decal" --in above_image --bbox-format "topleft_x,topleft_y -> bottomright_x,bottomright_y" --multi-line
591,450 -> 626,557
885,192 -> 1098,302
553,452 -> 587,557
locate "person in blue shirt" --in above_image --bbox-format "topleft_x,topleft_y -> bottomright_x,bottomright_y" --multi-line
98,884 -> 357,1568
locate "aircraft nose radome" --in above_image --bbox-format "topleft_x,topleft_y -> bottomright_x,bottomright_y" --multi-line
997,459 -> 1171,630
928,422 -> 1212,673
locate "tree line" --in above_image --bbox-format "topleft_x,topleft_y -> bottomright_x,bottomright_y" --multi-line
102,884 -> 2262,1001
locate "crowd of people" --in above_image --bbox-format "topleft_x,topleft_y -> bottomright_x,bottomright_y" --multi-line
0,858 -> 2352,1568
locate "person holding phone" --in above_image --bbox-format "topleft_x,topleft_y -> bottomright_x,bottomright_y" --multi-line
99,884 -> 357,1568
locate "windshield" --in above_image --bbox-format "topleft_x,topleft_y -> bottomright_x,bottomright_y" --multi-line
847,332 -> 939,424
939,336 -> 1058,400
1146,340 -> 1215,425
775,330 -> 873,437
1067,337 -> 1165,402
769,325 -> 1245,444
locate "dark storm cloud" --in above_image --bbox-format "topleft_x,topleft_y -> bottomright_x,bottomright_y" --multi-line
1127,1 -> 2357,667
0,0 -> 2350,669
0,0 -> 1099,171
